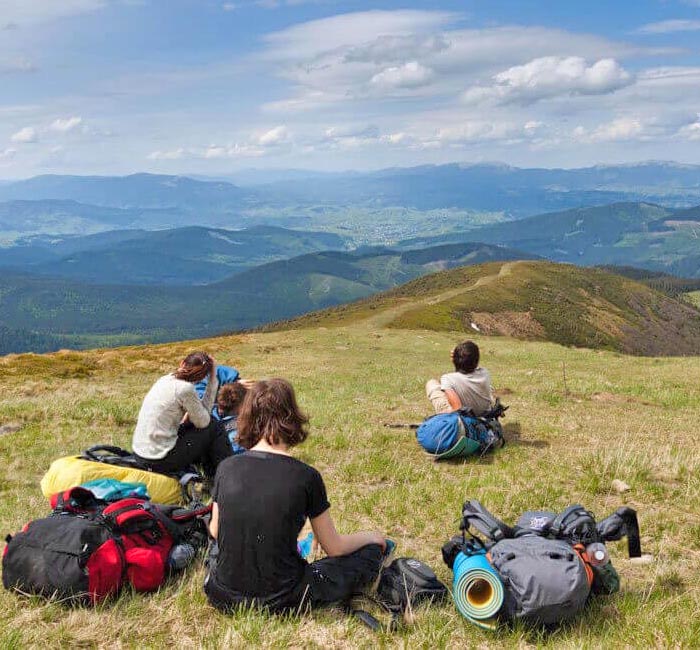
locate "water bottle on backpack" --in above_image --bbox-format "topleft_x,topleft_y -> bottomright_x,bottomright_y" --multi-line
585,542 -> 609,566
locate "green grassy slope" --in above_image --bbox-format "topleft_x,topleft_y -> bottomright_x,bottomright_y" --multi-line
269,261 -> 700,356
0,316 -> 698,647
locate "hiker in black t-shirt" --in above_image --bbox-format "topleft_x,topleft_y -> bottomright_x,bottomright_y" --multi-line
204,378 -> 391,613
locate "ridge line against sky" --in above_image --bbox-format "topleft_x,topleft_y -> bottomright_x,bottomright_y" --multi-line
1,0 -> 700,178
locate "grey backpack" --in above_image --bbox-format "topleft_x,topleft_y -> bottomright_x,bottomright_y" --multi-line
443,500 -> 641,627
488,536 -> 590,625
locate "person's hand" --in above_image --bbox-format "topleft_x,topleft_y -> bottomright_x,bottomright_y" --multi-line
369,531 -> 386,550
181,413 -> 190,425
238,378 -> 256,388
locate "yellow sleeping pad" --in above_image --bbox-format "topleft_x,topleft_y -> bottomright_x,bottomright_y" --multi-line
40,455 -> 184,505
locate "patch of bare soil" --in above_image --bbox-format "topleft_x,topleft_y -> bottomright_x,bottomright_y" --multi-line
622,293 -> 700,356
469,311 -> 546,339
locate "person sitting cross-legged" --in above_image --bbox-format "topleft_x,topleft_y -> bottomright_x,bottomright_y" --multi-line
204,378 -> 392,613
425,340 -> 495,416
132,351 -> 232,479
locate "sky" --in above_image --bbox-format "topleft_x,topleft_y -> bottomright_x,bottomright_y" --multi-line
1,0 -> 700,178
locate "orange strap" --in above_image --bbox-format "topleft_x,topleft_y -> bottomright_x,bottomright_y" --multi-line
573,544 -> 594,586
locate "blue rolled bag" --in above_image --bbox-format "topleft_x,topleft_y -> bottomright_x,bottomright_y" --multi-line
441,500 -> 642,628
416,401 -> 507,460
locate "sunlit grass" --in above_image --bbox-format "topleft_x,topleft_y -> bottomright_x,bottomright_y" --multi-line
0,310 -> 698,647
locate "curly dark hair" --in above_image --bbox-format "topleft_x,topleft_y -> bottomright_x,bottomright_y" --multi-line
174,351 -> 213,383
217,382 -> 248,417
452,340 -> 480,374
236,378 -> 310,449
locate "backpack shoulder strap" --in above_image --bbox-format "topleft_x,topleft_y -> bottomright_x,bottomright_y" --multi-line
597,507 -> 642,558
460,500 -> 514,542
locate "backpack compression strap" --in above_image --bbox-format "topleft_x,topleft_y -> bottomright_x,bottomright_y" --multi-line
550,505 -> 599,545
460,500 -> 514,542
597,507 -> 642,558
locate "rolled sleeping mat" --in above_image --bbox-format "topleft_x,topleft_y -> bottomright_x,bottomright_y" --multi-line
452,550 -> 504,630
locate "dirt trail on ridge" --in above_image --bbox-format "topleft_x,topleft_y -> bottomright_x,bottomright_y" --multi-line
362,261 -> 517,329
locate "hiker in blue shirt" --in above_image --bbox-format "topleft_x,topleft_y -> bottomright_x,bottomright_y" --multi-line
195,364 -> 239,411
215,382 -> 248,455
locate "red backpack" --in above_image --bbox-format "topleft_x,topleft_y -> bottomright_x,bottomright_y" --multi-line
2,489 -> 210,605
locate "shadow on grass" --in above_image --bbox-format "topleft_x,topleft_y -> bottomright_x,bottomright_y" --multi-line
438,422 -> 549,466
502,421 -> 549,449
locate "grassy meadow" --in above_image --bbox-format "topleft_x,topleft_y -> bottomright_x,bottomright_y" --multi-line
0,308 -> 699,648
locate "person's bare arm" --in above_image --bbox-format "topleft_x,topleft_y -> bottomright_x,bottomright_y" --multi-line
310,509 -> 385,557
445,388 -> 462,411
209,502 -> 219,540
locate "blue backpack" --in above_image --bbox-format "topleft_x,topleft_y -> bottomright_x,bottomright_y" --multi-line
416,406 -> 506,460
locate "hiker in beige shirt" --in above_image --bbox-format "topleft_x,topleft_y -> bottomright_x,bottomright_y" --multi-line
426,340 -> 494,416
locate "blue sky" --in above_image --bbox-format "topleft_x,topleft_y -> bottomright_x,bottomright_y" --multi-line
1,0 -> 700,178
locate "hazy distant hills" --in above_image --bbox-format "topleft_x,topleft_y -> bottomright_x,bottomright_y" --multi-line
401,202 -> 700,277
253,162 -> 700,214
0,199 -> 192,236
0,173 -> 251,210
1,162 -> 700,354
0,242 -> 533,353
1,162 -> 698,223
276,260 -> 700,357
0,225 -> 348,285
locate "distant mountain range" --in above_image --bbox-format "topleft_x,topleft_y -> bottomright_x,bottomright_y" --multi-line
401,202 -> 700,277
0,225 -> 348,285
2,162 -> 700,355
0,241 -> 535,354
1,162 -> 699,223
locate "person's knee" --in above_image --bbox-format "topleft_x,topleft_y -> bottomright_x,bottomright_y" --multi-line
425,378 -> 440,397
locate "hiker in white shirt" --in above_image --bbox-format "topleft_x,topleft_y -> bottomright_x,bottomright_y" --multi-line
132,351 -> 232,478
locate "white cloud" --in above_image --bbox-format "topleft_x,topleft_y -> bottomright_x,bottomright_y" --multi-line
256,125 -> 290,146
462,57 -> 632,105
10,126 -> 37,143
324,124 -> 379,139
259,11 -> 651,118
637,19 -> 700,34
263,10 -> 455,60
222,0 -> 322,9
573,118 -> 645,143
49,116 -> 83,133
146,127 -> 292,162
147,148 -> 186,160
679,115 -> 700,141
0,147 -> 16,159
370,61 -> 434,90
436,121 -> 524,144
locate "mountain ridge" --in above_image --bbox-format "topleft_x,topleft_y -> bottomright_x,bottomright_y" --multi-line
265,260 -> 700,357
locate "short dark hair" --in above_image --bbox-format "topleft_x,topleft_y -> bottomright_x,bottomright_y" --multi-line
453,340 -> 480,374
217,382 -> 248,416
236,378 -> 309,449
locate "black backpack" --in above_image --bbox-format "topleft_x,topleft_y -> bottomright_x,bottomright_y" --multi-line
377,557 -> 448,615
347,557 -> 448,632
